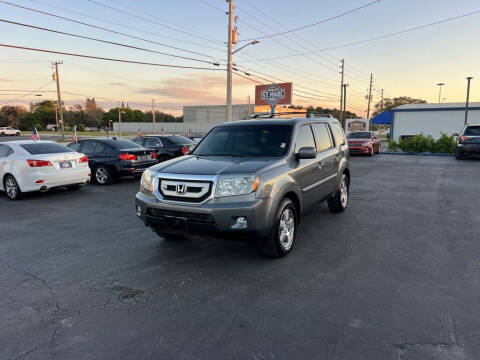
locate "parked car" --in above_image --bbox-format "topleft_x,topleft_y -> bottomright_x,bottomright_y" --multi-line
455,124 -> 480,159
0,140 -> 90,200
135,117 -> 350,258
67,138 -> 156,185
346,131 -> 380,156
0,127 -> 21,136
188,135 -> 203,143
131,135 -> 196,163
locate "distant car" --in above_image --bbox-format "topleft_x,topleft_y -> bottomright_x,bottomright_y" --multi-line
346,131 -> 380,156
0,127 -> 21,136
131,135 -> 196,163
455,124 -> 480,159
188,135 -> 203,143
67,138 -> 156,185
0,140 -> 90,200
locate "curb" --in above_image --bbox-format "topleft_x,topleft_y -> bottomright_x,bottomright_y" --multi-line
380,152 -> 454,157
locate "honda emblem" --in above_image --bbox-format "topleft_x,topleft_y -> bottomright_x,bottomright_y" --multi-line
176,184 -> 185,194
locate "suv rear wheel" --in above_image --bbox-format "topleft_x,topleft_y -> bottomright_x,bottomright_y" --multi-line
328,174 -> 349,213
261,198 -> 297,258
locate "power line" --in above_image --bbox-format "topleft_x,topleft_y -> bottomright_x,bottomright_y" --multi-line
0,1 -> 217,60
0,43 -> 226,70
239,0 -> 382,41
0,19 -> 219,66
0,80 -> 54,107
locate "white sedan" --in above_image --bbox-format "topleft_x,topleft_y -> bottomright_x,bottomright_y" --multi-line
0,127 -> 21,136
0,140 -> 91,200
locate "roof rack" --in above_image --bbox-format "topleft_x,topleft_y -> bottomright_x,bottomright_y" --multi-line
250,111 -> 307,119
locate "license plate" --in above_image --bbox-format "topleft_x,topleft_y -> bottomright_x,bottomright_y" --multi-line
138,155 -> 150,161
165,216 -> 186,232
59,161 -> 72,169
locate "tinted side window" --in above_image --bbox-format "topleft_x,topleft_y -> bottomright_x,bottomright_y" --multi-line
81,141 -> 97,154
94,143 -> 105,154
68,142 -> 82,152
331,123 -> 346,146
144,138 -> 161,147
131,138 -> 143,145
295,124 -> 316,152
312,123 -> 333,152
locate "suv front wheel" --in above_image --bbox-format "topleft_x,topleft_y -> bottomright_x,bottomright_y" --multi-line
262,198 -> 297,258
328,174 -> 349,213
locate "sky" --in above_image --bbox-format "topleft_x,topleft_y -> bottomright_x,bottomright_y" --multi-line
0,0 -> 479,116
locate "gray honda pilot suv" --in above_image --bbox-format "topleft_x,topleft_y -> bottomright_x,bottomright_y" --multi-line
135,117 -> 350,257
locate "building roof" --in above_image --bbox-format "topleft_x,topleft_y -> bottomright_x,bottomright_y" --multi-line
392,102 -> 480,112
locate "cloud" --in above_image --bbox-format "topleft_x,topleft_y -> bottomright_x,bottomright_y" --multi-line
0,79 -> 13,82
109,82 -> 126,86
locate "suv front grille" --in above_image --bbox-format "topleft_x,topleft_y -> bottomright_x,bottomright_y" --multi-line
159,178 -> 212,203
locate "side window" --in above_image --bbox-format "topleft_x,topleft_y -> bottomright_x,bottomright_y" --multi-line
131,138 -> 143,145
6,146 -> 14,156
295,124 -> 316,152
68,142 -> 82,152
312,123 -> 334,152
144,137 -> 161,147
93,143 -> 105,155
331,123 -> 346,146
80,141 -> 97,154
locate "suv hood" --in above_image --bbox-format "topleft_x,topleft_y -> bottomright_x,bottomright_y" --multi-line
152,155 -> 275,175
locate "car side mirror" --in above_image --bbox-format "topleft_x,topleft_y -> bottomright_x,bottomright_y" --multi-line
297,146 -> 316,159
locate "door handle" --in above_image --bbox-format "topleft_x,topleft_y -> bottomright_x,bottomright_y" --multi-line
317,162 -> 324,170
335,154 -> 342,161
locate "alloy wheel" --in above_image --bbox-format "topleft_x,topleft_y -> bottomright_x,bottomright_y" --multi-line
340,176 -> 349,208
5,176 -> 18,199
95,167 -> 108,184
278,208 -> 295,251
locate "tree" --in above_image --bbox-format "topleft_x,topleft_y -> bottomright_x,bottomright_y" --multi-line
306,106 -> 359,120
373,96 -> 427,116
0,105 -> 28,128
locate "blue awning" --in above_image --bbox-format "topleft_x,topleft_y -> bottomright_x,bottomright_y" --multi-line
372,111 -> 392,124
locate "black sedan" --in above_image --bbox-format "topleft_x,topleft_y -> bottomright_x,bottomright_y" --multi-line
131,135 -> 196,162
68,138 -> 157,185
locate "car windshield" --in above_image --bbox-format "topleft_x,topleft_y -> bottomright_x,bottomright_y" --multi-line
108,140 -> 142,149
465,126 -> 480,136
166,136 -> 195,145
193,124 -> 292,157
21,143 -> 74,154
347,132 -> 372,139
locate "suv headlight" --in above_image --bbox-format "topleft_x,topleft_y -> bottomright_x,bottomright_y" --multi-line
140,169 -> 155,192
215,175 -> 259,197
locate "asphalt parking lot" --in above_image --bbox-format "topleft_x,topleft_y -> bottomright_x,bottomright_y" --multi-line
1,155 -> 479,360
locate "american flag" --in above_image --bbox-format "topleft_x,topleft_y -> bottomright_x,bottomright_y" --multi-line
137,128 -> 142,138
30,127 -> 40,141
73,125 -> 78,143
160,128 -> 165,135
187,129 -> 191,137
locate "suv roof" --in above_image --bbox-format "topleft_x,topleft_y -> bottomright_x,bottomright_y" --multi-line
217,117 -> 339,127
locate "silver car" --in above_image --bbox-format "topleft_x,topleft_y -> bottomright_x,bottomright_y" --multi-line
135,117 -> 350,257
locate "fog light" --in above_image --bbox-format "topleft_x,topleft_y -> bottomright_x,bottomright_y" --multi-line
232,216 -> 247,229
136,205 -> 142,217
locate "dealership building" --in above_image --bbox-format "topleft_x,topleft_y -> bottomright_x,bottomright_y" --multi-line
373,102 -> 480,141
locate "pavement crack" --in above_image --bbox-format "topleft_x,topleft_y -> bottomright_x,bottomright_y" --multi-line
392,342 -> 457,350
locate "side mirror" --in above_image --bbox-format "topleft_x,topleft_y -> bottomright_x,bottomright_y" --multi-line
297,146 -> 316,159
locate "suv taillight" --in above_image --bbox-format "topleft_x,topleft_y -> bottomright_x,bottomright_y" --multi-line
459,135 -> 467,143
182,145 -> 189,155
27,159 -> 52,167
78,156 -> 88,163
118,153 -> 137,160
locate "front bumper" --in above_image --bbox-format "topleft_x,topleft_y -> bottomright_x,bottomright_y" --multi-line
135,191 -> 271,239
349,146 -> 371,154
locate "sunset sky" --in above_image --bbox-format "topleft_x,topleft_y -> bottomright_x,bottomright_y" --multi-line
0,0 -> 479,116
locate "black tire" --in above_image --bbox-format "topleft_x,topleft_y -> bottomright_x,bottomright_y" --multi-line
261,198 -> 298,258
455,150 -> 465,160
376,144 -> 380,154
67,184 -> 82,191
370,146 -> 375,157
15,132 -> 20,136
3,174 -> 23,200
157,155 -> 170,163
328,174 -> 349,213
93,165 -> 113,185
0,132 -> 5,136
152,228 -> 186,241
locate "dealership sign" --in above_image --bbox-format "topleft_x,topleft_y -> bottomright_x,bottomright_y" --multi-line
255,82 -> 292,106
346,119 -> 369,133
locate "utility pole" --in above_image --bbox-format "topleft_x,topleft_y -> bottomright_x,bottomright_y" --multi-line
118,101 -> 121,137
380,89 -> 384,112
339,59 -> 344,124
342,84 -> 348,129
465,77 -> 473,125
52,61 -> 64,140
151,99 -> 155,134
437,83 -> 445,103
226,0 -> 234,122
247,95 -> 251,118
366,73 -> 373,120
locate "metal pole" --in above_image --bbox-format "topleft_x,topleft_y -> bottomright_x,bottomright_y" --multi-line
342,84 -> 347,129
339,59 -> 344,124
226,0 -> 234,122
465,77 -> 473,125
366,73 -> 373,119
247,95 -> 251,118
53,61 -> 64,140
437,83 -> 445,103
151,99 -> 155,134
118,101 -> 121,138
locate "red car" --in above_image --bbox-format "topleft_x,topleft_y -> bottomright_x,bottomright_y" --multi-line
347,131 -> 381,156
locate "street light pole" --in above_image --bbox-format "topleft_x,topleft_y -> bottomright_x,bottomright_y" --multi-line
465,77 -> 473,125
226,0 -> 234,122
437,83 -> 445,103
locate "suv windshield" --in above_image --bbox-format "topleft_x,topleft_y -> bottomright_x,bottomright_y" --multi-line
347,132 -> 372,139
193,125 -> 292,157
465,126 -> 480,136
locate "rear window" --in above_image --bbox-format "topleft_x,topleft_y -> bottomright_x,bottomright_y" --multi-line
21,143 -> 74,155
465,126 -> 480,136
108,140 -> 142,149
165,136 -> 195,145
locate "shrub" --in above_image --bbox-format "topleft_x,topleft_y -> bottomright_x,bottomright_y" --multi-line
394,133 -> 455,154
433,133 -> 456,154
388,140 -> 399,151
